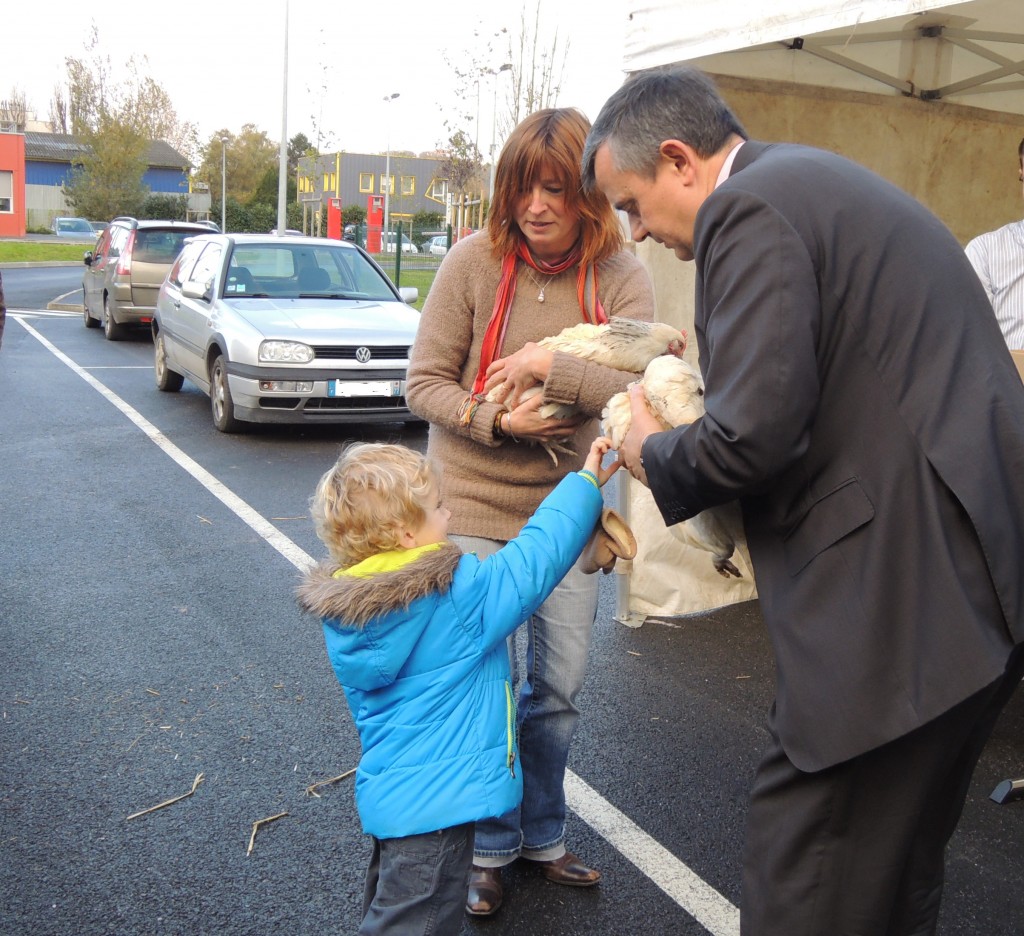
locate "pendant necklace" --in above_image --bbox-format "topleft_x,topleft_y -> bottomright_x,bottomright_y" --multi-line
523,265 -> 556,303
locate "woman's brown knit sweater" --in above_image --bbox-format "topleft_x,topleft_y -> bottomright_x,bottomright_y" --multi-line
406,231 -> 656,541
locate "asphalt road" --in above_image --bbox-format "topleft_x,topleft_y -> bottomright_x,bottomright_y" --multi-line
2,266 -> 1023,936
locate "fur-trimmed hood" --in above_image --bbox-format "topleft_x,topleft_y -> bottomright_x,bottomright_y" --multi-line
296,542 -> 463,629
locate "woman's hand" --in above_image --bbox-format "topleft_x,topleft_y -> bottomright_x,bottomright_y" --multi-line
506,390 -> 585,442
484,343 -> 554,408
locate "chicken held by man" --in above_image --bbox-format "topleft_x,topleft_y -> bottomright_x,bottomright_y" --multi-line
603,355 -> 744,578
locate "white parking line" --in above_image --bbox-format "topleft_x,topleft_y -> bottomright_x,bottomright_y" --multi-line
565,773 -> 739,935
8,307 -> 80,318
15,312 -> 741,936
13,314 -> 315,573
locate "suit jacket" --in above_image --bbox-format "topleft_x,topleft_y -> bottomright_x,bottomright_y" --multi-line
643,141 -> 1024,771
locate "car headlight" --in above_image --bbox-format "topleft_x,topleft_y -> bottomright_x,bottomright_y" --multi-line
259,340 -> 314,363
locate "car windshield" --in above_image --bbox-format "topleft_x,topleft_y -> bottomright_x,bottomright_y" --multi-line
56,218 -> 93,233
224,243 -> 397,301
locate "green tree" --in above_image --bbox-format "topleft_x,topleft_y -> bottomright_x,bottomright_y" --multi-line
251,166 -> 297,207
194,125 -> 278,210
287,133 -> 316,175
63,114 -> 148,220
343,204 -> 366,225
139,194 -> 189,221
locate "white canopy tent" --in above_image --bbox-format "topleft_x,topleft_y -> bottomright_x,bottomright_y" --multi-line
623,0 -> 1023,115
612,1 -> 1022,625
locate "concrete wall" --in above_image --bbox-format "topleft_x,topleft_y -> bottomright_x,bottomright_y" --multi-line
26,184 -> 66,230
713,73 -> 1021,244
636,72 -> 1022,344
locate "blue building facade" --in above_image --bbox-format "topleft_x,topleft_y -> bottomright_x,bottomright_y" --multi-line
23,132 -> 191,228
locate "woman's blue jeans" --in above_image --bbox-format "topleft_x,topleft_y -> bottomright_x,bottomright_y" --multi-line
451,534 -> 600,865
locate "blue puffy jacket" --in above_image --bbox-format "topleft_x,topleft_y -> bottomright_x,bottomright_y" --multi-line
296,472 -> 602,838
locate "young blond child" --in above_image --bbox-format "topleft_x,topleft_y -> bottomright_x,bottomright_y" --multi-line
297,437 -> 621,936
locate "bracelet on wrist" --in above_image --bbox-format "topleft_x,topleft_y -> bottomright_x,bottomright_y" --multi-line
492,411 -> 506,440
505,412 -> 520,443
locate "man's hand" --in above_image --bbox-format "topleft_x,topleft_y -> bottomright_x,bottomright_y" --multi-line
620,384 -> 663,488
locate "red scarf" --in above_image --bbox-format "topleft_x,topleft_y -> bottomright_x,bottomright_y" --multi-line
459,242 -> 607,425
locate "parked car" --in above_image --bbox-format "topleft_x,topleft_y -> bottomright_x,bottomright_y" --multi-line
426,235 -> 449,257
82,217 -> 213,340
152,233 -> 421,432
382,231 -> 418,254
88,220 -> 109,233
51,216 -> 95,238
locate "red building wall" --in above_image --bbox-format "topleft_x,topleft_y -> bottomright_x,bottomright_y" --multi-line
0,133 -> 27,238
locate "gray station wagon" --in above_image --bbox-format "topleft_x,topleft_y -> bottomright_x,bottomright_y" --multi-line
82,217 -> 213,340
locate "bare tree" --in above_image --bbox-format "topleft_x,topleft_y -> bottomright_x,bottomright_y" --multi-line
59,25 -> 200,218
506,2 -> 569,126
49,84 -> 69,134
441,3 -> 569,158
0,88 -> 28,132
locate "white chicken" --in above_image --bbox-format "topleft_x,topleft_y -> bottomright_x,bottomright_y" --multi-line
486,318 -> 687,464
602,355 -> 745,578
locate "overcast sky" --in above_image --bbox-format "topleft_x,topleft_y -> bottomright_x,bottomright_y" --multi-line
5,0 -> 630,158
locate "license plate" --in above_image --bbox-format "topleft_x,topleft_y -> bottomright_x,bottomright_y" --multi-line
328,379 -> 404,398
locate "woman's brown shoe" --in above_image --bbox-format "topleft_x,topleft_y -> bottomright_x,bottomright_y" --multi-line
466,865 -> 503,916
533,851 -> 602,887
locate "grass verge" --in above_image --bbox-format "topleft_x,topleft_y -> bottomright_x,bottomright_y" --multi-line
0,242 -> 90,262
0,242 -> 438,309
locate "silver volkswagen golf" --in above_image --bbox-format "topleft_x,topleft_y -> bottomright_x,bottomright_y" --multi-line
152,233 -> 421,433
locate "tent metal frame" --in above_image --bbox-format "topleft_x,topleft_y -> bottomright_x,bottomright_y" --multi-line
770,23 -> 1024,102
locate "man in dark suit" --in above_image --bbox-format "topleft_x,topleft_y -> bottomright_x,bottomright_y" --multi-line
582,66 -> 1024,935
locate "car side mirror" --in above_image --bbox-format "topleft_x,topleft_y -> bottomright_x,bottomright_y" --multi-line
83,252 -> 93,266
182,279 -> 212,301
399,287 -> 419,305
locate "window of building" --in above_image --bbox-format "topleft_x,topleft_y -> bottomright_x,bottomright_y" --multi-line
0,170 -> 12,213
425,178 -> 449,206
379,174 -> 395,196
322,172 -> 336,193
359,173 -> 374,193
401,175 -> 415,196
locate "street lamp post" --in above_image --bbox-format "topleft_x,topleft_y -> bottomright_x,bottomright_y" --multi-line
488,65 -> 513,206
220,136 -> 228,233
382,93 -> 400,251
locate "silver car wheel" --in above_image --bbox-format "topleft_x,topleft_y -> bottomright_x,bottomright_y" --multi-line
83,287 -> 99,329
154,332 -> 184,392
210,355 -> 241,433
103,295 -> 126,341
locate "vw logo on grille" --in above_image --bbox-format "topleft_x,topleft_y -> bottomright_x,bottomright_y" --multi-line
355,347 -> 372,363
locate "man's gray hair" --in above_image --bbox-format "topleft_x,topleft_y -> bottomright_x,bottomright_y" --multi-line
582,66 -> 747,191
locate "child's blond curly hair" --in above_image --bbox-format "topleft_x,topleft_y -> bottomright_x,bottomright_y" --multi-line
310,442 -> 438,567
